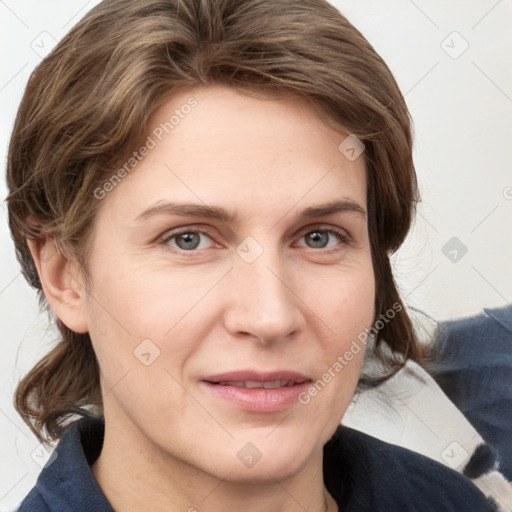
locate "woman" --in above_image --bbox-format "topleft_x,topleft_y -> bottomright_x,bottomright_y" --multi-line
5,0 -> 497,510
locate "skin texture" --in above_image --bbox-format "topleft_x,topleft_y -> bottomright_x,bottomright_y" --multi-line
29,84 -> 375,512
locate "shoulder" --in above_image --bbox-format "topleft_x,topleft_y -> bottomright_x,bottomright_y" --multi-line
324,425 -> 497,511
16,415 -> 112,512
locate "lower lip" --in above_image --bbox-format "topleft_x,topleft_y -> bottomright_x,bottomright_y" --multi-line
200,381 -> 311,412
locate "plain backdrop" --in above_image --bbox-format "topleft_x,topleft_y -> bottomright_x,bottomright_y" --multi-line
1,0 -> 511,508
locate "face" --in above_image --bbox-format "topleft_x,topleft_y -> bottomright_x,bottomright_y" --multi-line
81,84 -> 375,483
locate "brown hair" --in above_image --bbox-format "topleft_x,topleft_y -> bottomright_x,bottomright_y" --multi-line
6,0 -> 421,443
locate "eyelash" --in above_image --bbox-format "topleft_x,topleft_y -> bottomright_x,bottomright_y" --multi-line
159,225 -> 351,256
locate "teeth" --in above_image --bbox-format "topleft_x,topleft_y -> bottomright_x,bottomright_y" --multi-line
263,380 -> 283,389
245,380 -> 263,388
217,380 -> 293,388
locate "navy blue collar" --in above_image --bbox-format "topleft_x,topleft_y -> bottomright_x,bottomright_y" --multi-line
26,415 -> 113,511
19,415 -> 495,511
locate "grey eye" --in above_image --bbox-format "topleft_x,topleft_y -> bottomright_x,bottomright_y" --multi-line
305,231 -> 330,249
174,232 -> 202,250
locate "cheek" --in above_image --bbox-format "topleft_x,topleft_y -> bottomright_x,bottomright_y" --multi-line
87,260 -> 219,336
306,257 -> 376,344
302,260 -> 375,404
84,261 -> 227,384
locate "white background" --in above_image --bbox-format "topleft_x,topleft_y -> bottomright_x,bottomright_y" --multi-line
1,0 -> 511,508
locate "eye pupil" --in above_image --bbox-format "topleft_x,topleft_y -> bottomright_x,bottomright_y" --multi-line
306,231 -> 328,248
176,232 -> 201,250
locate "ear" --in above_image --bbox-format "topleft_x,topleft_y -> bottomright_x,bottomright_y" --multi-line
27,237 -> 89,334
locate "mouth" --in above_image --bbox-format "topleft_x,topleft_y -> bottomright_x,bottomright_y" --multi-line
210,379 -> 308,389
200,370 -> 312,412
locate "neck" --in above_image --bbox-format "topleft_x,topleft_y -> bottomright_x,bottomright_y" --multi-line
90,418 -> 338,512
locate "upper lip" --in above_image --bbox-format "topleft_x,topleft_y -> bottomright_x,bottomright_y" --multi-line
201,370 -> 311,384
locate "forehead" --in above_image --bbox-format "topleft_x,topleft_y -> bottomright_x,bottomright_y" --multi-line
98,84 -> 367,221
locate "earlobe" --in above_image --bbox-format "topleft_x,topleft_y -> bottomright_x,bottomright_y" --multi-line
27,237 -> 89,334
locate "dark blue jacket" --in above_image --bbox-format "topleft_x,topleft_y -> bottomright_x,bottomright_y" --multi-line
18,414 -> 496,511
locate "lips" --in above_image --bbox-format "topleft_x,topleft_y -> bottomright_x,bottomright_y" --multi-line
200,370 -> 312,412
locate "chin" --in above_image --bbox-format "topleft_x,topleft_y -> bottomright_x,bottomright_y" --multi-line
211,435 -> 315,484
222,455 -> 308,485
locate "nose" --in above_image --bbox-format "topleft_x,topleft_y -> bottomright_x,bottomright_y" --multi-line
222,245 -> 305,345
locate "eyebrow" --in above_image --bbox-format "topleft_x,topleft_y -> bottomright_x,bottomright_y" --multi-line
133,199 -> 366,224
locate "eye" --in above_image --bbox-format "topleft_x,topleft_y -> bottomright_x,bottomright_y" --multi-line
161,229 -> 216,251
159,225 -> 350,255
296,227 -> 350,251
